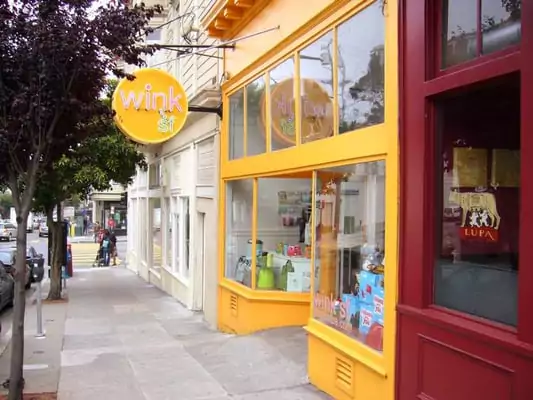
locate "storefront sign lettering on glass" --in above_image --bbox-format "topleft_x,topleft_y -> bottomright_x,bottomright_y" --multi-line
264,78 -> 333,145
112,68 -> 189,145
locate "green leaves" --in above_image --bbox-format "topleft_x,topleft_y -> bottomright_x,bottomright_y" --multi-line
33,81 -> 145,213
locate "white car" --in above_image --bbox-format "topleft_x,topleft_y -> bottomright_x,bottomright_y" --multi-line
0,222 -> 17,241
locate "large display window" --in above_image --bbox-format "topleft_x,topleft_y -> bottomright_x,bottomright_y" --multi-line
226,1 -> 385,160
225,179 -> 253,287
434,76 -> 519,326
313,160 -> 386,352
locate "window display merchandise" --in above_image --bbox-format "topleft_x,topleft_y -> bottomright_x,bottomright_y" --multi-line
313,161 -> 386,352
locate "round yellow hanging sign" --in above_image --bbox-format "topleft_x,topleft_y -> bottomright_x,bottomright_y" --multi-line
112,68 -> 188,145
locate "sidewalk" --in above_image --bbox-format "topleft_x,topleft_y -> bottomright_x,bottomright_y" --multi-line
0,267 -> 329,400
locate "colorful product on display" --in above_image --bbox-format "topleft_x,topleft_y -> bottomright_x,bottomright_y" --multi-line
359,270 -> 383,304
372,285 -> 385,326
341,293 -> 360,331
359,304 -> 374,336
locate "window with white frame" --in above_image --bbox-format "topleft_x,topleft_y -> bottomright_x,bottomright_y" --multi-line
182,196 -> 190,273
172,197 -> 181,274
164,197 -> 171,268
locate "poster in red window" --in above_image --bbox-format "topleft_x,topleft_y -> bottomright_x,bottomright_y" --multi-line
449,189 -> 501,242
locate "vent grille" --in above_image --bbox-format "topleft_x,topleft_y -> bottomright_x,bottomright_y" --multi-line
335,356 -> 354,394
230,294 -> 238,316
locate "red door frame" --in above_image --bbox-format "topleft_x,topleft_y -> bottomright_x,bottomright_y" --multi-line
397,0 -> 533,398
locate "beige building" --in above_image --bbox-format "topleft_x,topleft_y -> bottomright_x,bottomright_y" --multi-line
126,0 -> 221,328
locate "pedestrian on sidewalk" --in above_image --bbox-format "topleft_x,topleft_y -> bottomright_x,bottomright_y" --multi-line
110,230 -> 118,266
83,216 -> 89,235
100,230 -> 111,266
93,221 -> 100,243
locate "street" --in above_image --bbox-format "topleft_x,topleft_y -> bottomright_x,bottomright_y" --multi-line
0,232 -> 43,340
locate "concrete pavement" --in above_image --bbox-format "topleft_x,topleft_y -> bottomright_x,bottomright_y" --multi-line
0,266 -> 329,399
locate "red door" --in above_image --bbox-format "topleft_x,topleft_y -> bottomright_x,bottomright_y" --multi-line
397,1 -> 533,399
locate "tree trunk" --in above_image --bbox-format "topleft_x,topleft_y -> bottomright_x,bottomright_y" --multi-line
8,212 -> 30,400
47,203 -> 64,300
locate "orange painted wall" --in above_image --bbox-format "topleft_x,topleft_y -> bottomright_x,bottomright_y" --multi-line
224,0 -> 338,78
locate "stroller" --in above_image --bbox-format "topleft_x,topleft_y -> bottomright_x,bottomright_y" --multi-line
92,247 -> 106,268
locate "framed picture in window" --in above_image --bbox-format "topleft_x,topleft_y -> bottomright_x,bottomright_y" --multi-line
491,149 -> 520,188
452,147 -> 488,187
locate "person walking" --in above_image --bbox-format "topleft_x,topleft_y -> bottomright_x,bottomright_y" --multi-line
100,230 -> 111,266
83,216 -> 88,236
93,221 -> 100,243
109,230 -> 118,266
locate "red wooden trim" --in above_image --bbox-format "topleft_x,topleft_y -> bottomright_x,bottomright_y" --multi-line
397,304 -> 533,358
518,0 -> 533,344
429,304 -> 516,334
428,0 -> 440,79
398,0 -> 427,308
436,45 -> 520,77
425,50 -> 521,96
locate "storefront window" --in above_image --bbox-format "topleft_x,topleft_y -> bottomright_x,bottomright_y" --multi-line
434,76 -> 519,326
182,196 -> 190,272
442,0 -> 521,69
313,161 -> 386,352
269,58 -> 296,151
256,177 -> 312,292
172,197 -> 181,274
299,31 -> 334,144
338,2 -> 384,134
141,198 -> 148,264
229,89 -> 245,160
150,198 -> 162,269
482,0 -> 521,55
246,77 -> 266,156
165,198 -> 171,267
225,179 -> 253,287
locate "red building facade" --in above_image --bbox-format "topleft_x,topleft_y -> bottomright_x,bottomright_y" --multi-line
397,0 -> 533,399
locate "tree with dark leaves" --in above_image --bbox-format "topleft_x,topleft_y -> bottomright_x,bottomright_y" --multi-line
33,79 -> 146,302
0,1 -> 161,398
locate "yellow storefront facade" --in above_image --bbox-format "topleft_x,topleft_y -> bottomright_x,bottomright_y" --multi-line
202,0 -> 398,399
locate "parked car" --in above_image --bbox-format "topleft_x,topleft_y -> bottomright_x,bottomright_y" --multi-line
7,246 -> 44,283
0,264 -> 14,311
0,250 -> 32,289
0,222 -> 17,241
38,222 -> 49,238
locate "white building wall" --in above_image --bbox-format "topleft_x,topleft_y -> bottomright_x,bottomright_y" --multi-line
126,0 -> 221,328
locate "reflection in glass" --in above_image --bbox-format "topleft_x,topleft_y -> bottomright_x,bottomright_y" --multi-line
481,0 -> 521,55
442,0 -> 477,68
150,198 -> 162,269
442,0 -> 521,68
229,89 -> 244,160
269,58 -> 296,151
338,2 -> 385,134
225,179 -> 254,287
313,161 -> 386,352
246,77 -> 267,156
299,32 -> 334,143
434,76 -> 519,326
256,177 -> 313,291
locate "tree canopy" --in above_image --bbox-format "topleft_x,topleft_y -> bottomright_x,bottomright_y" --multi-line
0,1 -> 161,397
33,80 -> 146,214
0,0 -> 160,216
